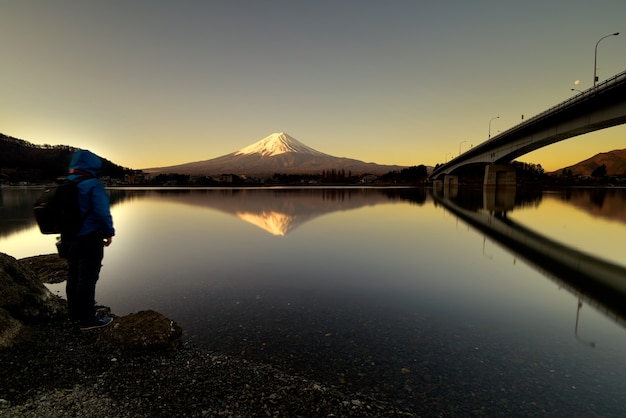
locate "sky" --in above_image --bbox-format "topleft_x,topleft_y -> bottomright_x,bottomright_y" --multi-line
1,1 -> 625,172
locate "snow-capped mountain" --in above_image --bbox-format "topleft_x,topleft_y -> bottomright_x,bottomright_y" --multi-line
144,132 -> 407,177
234,132 -> 326,157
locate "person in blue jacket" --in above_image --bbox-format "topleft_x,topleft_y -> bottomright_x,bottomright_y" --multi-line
65,149 -> 115,330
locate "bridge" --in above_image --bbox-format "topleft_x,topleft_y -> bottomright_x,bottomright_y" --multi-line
430,70 -> 626,187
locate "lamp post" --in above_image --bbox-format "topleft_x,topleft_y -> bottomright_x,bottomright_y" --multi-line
488,116 -> 499,139
458,140 -> 467,156
571,88 -> 583,93
445,152 -> 452,163
593,32 -> 619,87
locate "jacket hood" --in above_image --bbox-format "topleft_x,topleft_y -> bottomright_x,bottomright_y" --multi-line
68,149 -> 102,177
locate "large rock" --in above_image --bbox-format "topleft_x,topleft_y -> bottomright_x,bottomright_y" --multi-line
0,253 -> 66,320
0,308 -> 23,349
19,254 -> 68,284
0,252 -> 66,349
97,310 -> 182,355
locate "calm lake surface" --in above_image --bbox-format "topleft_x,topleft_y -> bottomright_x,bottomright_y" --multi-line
2,186 -> 626,415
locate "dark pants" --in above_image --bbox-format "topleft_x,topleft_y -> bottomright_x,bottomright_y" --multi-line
66,233 -> 104,324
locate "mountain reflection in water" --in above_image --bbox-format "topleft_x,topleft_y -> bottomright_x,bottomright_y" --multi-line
108,187 -> 428,236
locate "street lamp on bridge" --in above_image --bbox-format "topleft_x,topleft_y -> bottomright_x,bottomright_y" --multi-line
488,116 -> 499,139
593,32 -> 619,87
459,140 -> 467,156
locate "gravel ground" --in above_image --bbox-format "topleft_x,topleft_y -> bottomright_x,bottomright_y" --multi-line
0,318 -> 417,417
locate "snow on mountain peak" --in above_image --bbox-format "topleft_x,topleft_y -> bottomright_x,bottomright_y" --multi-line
235,132 -> 326,157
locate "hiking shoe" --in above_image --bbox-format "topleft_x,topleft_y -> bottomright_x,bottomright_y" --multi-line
80,316 -> 113,331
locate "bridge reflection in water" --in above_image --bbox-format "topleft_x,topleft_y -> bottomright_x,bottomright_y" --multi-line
433,184 -> 626,337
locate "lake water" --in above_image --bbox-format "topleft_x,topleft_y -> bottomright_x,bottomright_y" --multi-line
2,186 -> 626,415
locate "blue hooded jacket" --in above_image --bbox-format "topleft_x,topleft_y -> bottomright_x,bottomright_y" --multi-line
67,149 -> 115,238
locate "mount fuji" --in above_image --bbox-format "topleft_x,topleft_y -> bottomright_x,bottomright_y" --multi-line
144,132 -> 407,177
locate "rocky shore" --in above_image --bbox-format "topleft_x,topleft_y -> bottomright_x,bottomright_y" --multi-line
1,319 -> 416,417
0,253 -> 416,417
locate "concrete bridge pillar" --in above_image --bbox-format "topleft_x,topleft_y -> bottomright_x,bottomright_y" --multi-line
444,175 -> 458,188
484,164 -> 516,187
443,175 -> 458,198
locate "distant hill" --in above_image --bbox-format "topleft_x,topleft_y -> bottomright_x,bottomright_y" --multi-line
144,132 -> 410,177
0,133 -> 133,182
552,148 -> 626,176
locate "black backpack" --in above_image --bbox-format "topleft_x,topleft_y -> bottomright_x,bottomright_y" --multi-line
33,177 -> 90,237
